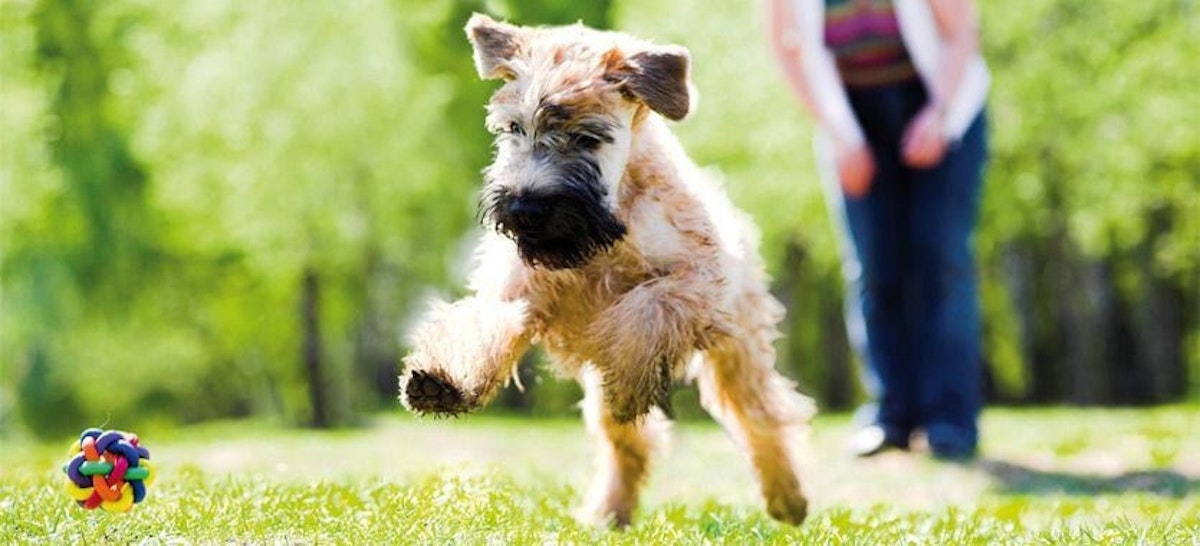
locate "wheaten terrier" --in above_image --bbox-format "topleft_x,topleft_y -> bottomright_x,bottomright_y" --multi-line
400,13 -> 814,527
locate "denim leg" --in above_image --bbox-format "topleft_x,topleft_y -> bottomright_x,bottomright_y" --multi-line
904,112 -> 988,455
840,152 -> 916,446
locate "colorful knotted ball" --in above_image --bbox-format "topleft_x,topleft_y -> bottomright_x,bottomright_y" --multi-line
62,428 -> 154,512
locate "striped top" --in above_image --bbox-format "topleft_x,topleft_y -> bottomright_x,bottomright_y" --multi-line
824,0 -> 919,88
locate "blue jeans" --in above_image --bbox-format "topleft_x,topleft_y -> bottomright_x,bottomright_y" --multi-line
832,80 -> 988,455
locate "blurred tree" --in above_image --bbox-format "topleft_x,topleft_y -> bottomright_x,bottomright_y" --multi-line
3,0 -> 158,438
124,1 -> 468,427
1,0 -> 1196,437
980,0 -> 1199,403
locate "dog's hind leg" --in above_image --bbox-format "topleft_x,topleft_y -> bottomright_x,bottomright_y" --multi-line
400,296 -> 532,416
577,367 -> 670,528
694,293 -> 814,525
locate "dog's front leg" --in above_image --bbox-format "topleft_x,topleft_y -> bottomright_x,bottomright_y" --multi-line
589,271 -> 727,423
400,296 -> 532,416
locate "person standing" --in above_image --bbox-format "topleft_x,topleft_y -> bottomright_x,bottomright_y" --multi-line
767,0 -> 990,459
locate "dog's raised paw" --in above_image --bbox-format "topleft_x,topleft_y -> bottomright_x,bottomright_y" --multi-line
402,369 -> 475,416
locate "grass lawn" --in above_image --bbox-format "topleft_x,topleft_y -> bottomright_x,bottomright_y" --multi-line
2,406 -> 1197,544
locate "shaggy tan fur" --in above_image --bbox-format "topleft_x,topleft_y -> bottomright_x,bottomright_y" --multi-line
400,14 -> 815,527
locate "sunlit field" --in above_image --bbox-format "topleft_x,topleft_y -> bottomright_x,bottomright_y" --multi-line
3,407 -> 1197,543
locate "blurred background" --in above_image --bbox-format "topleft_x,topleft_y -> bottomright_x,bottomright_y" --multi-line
1,0 -> 1197,439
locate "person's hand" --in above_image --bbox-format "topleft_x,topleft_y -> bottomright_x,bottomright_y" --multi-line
901,103 -> 949,168
836,140 -> 875,199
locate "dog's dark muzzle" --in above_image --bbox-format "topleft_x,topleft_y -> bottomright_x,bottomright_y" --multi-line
504,196 -> 552,235
492,191 -> 626,270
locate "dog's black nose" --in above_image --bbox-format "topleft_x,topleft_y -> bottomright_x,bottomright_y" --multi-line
507,197 -> 548,229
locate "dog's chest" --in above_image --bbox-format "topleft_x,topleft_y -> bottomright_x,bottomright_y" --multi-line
527,249 -> 655,357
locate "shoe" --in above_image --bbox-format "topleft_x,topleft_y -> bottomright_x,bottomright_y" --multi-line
925,423 -> 979,461
850,425 -> 907,458
930,441 -> 977,461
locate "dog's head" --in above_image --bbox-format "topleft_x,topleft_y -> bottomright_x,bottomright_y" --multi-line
467,13 -> 693,269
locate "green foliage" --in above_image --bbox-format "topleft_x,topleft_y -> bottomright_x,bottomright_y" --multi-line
977,0 -> 1200,400
982,0 -> 1200,269
1,0 -> 1197,434
3,0 -> 474,432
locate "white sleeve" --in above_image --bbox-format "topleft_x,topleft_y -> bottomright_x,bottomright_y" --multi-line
793,0 -> 866,147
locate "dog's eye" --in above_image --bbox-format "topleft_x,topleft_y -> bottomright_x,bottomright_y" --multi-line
572,134 -> 602,149
502,121 -> 525,136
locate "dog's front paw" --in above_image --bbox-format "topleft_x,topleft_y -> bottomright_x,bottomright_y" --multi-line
400,369 -> 477,416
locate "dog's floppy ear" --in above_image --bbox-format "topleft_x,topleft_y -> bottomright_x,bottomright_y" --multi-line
465,13 -> 525,80
621,45 -> 692,121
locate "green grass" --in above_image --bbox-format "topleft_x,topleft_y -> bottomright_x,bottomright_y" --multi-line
2,407 -> 1198,544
